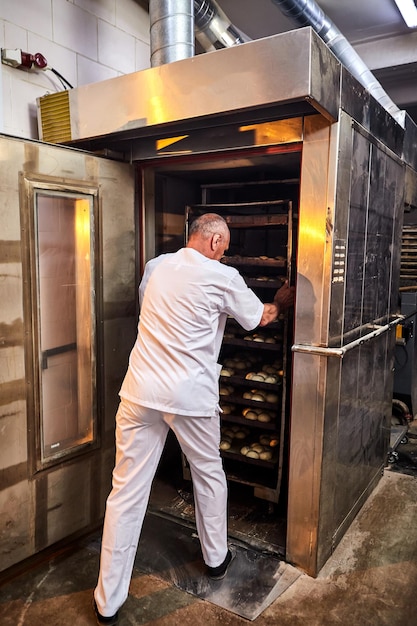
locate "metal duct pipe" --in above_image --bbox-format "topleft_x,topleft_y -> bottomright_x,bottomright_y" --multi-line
149,0 -> 194,66
193,0 -> 249,52
270,0 -> 403,124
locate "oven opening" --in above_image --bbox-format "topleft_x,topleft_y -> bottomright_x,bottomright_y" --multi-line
142,150 -> 301,555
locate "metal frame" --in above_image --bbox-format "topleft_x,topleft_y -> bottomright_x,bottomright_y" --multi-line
19,172 -> 101,472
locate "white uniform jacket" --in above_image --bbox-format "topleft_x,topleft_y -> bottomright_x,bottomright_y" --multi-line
119,247 -> 264,416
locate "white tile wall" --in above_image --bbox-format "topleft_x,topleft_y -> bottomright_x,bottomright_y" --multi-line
74,0 -> 116,25
77,53 -> 118,86
53,0 -> 98,60
98,19 -> 135,74
136,37 -> 151,72
4,22 -> 28,51
0,0 -> 151,139
116,0 -> 150,42
1,0 -> 53,40
6,75 -> 46,137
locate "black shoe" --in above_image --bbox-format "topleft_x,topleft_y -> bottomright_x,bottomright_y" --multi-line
93,598 -> 119,625
207,548 -> 235,580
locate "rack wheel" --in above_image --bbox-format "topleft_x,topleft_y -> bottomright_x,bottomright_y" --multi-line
388,451 -> 399,464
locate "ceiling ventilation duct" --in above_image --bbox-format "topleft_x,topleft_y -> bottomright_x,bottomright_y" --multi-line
150,0 -> 194,66
270,0 -> 403,124
193,0 -> 249,51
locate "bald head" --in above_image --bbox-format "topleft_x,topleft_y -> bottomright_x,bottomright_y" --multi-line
187,213 -> 230,261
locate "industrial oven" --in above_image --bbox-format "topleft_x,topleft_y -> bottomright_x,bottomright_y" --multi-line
10,27 -> 416,577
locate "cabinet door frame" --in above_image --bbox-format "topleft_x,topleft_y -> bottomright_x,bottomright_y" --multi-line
19,172 -> 101,472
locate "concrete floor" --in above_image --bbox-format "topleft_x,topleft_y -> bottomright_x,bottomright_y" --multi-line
1,432 -> 417,625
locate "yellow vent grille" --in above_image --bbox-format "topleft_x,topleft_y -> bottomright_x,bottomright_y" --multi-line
37,91 -> 71,143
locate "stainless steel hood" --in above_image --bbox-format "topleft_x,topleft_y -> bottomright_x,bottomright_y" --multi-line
66,28 -> 340,146
62,26 -> 414,169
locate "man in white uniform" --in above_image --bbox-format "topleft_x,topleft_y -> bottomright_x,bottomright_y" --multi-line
93,213 -> 294,625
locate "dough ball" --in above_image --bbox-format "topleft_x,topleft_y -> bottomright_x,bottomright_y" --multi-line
258,412 -> 271,423
251,374 -> 265,382
251,393 -> 265,402
259,434 -> 271,445
265,375 -> 278,384
266,392 -> 278,403
243,410 -> 258,421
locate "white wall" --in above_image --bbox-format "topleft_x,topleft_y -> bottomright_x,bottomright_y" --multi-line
0,0 -> 150,139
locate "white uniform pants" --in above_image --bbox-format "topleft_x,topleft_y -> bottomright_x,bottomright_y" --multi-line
94,398 -> 228,617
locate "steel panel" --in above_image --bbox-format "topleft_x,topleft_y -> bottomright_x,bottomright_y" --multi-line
340,69 -> 404,158
403,113 -> 417,171
293,114 -> 333,347
0,134 -> 136,572
288,110 -> 404,575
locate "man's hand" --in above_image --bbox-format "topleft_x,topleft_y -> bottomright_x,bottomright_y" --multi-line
259,280 -> 295,327
273,280 -> 295,314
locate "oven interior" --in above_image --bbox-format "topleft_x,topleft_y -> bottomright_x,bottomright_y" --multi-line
144,149 -> 301,554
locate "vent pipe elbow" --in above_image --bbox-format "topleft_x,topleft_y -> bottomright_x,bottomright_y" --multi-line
271,0 -> 403,125
194,0 -> 250,51
150,0 -> 194,66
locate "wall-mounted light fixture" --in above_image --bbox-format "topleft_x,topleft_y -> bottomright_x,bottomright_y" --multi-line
394,0 -> 417,28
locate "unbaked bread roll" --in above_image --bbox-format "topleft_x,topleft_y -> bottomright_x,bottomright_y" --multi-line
266,392 -> 278,403
251,393 -> 265,402
258,412 -> 271,423
243,410 -> 258,421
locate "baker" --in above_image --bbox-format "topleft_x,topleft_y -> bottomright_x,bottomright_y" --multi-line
93,212 -> 294,625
